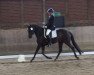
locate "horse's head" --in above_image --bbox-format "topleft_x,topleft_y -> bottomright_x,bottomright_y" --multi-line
27,24 -> 44,38
27,25 -> 35,38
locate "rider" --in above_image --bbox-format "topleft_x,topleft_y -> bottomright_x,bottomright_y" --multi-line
45,8 -> 55,46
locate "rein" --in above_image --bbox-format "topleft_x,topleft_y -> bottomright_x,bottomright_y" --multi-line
44,28 -> 46,38
43,25 -> 47,38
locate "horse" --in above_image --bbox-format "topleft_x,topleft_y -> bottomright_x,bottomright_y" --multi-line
27,24 -> 83,62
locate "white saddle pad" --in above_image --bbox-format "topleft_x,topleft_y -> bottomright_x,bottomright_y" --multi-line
51,30 -> 57,38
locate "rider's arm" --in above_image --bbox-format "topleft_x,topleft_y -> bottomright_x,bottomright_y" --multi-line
45,15 -> 54,28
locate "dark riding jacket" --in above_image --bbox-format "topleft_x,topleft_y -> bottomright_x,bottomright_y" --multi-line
45,15 -> 55,30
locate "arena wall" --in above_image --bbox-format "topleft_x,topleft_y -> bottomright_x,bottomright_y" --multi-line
0,26 -> 93,55
0,0 -> 94,55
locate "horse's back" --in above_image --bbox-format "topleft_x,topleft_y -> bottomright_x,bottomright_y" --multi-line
56,28 -> 70,35
56,28 -> 72,41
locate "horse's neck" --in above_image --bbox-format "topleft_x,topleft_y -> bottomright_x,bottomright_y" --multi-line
34,27 -> 44,38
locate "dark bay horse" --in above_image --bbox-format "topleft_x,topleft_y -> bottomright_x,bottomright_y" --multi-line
27,24 -> 83,62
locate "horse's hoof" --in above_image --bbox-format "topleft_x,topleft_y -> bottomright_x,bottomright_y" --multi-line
76,57 -> 79,60
44,55 -> 52,59
30,60 -> 33,63
80,51 -> 84,55
47,57 -> 52,59
54,59 -> 57,61
82,51 -> 84,53
79,53 -> 82,55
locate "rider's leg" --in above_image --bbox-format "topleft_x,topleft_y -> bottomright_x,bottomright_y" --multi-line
46,36 -> 51,46
46,29 -> 51,36
46,29 -> 51,46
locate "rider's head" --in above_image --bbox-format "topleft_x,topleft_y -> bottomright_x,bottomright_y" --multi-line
47,8 -> 54,16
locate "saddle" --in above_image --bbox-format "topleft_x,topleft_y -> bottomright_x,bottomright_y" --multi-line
44,28 -> 57,39
51,29 -> 57,38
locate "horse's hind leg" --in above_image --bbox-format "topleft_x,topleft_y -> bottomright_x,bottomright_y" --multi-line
30,45 -> 40,62
70,33 -> 83,55
54,43 -> 63,61
41,46 -> 52,59
65,42 -> 79,59
72,41 -> 83,55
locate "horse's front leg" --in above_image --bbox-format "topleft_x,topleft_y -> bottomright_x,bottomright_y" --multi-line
41,46 -> 52,59
30,45 -> 41,62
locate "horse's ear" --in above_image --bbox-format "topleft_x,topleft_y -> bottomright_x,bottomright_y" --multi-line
26,25 -> 29,27
24,23 -> 30,27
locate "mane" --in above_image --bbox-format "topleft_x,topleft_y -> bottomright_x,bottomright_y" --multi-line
29,24 -> 44,37
30,24 -> 43,30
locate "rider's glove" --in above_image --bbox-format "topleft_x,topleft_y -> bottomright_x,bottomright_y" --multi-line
43,26 -> 47,28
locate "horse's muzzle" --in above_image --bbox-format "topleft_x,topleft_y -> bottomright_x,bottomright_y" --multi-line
28,35 -> 32,38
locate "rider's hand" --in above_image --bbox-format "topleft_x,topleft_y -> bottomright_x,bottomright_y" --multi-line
43,26 -> 47,28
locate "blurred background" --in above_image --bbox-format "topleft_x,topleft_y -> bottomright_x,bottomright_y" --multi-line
0,0 -> 94,55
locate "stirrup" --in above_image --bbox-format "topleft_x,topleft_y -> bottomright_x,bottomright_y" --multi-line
47,43 -> 51,47
47,40 -> 51,47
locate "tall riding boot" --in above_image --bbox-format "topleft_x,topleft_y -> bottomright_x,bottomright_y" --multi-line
46,36 -> 51,47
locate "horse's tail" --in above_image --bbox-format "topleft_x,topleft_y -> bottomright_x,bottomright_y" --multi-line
70,32 -> 83,55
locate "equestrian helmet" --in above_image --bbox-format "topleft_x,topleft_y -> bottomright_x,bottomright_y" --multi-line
47,8 -> 54,13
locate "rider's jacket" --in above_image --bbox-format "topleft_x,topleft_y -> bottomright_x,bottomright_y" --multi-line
45,15 -> 55,30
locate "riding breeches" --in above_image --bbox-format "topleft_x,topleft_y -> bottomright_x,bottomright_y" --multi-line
46,29 -> 51,36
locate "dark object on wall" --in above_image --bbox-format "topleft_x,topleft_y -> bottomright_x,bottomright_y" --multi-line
54,16 -> 65,28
